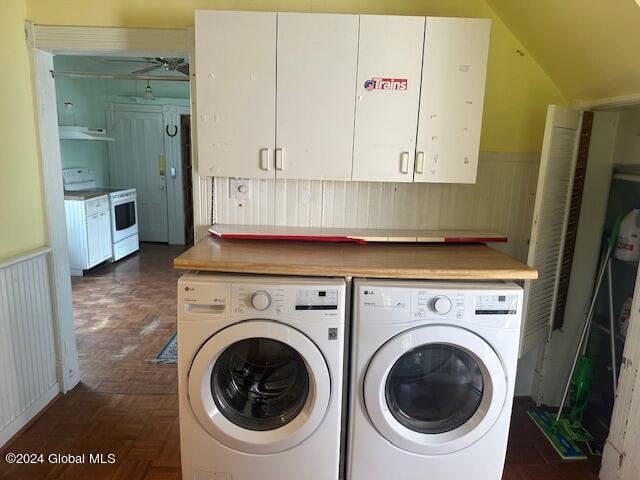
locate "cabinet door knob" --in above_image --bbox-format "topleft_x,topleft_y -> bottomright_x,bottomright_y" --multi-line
400,152 -> 409,174
415,151 -> 425,174
260,148 -> 271,171
275,148 -> 284,171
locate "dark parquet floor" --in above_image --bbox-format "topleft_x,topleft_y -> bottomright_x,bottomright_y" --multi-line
0,243 -> 601,479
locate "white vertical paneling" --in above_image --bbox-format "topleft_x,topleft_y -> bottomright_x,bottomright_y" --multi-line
195,175 -> 213,242
0,249 -> 59,447
211,152 -> 538,261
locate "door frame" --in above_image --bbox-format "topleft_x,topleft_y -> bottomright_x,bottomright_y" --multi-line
26,23 -> 208,393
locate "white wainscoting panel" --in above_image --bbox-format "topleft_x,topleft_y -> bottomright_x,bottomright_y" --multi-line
213,152 -> 539,261
0,248 -> 59,447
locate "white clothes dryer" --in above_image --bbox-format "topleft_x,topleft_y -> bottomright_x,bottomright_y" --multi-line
347,279 -> 524,480
178,273 -> 346,480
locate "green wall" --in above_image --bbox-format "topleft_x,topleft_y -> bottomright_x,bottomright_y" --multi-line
53,55 -> 189,187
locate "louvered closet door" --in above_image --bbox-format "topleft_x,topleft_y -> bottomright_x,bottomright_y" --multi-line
520,105 -> 583,356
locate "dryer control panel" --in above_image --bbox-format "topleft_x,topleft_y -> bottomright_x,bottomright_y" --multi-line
358,280 -> 523,330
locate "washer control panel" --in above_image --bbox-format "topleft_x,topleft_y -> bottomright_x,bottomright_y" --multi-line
296,289 -> 339,311
178,275 -> 346,324
233,286 -> 286,315
231,286 -> 340,316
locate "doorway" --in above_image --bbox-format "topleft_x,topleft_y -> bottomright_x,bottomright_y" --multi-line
28,23 -> 200,394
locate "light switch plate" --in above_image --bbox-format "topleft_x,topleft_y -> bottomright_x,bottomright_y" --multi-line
229,178 -> 251,201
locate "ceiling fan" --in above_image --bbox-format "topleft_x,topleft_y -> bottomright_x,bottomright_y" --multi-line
106,57 -> 190,76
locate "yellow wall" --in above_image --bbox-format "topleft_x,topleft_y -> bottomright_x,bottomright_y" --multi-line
0,0 -> 47,261
488,0 -> 640,102
27,0 -> 566,153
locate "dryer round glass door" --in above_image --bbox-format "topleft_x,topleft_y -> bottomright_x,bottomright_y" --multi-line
364,325 -> 507,455
188,320 -> 331,454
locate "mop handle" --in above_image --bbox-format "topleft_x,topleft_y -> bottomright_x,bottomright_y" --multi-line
555,242 -> 612,422
555,217 -> 622,422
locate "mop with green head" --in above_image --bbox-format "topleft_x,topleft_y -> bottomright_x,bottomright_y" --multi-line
528,216 -> 622,460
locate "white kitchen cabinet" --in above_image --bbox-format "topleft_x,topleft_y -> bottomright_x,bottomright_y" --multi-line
65,195 -> 112,276
276,13 -> 359,180
352,15 -> 426,182
87,211 -> 112,267
414,17 -> 490,184
195,10 -> 276,178
194,11 -> 490,184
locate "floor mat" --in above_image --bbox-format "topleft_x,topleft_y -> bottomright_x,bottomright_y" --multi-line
150,332 -> 177,364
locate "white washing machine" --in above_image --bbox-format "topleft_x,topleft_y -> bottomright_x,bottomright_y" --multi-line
347,279 -> 523,480
178,273 -> 346,480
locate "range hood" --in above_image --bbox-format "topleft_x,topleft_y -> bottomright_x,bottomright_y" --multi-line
58,126 -> 115,141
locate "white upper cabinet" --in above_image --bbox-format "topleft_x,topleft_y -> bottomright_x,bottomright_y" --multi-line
352,15 -> 425,182
414,17 -> 490,184
275,13 -> 359,180
194,11 -> 490,184
195,10 -> 276,178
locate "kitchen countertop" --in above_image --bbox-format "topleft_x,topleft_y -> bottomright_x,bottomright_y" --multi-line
64,190 -> 110,201
64,187 -> 132,200
173,236 -> 538,280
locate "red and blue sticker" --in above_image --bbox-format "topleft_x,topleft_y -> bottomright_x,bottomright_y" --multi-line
364,77 -> 408,91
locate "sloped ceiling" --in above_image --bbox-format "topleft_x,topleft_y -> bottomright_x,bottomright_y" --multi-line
487,0 -> 640,102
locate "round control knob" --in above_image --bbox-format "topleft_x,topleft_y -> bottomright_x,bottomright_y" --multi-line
251,291 -> 271,311
431,296 -> 452,315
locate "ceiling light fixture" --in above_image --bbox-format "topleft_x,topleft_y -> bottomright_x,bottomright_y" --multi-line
143,80 -> 155,100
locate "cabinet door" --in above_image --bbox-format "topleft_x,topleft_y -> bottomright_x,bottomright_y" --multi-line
276,13 -> 358,180
195,10 -> 276,178
98,211 -> 112,261
352,15 -> 425,182
86,213 -> 101,268
414,17 -> 490,184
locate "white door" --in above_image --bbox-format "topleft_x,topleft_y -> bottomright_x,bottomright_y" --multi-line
364,325 -> 507,455
195,10 -> 276,178
352,15 -> 425,182
188,320 -> 331,454
109,108 -> 168,243
414,17 -> 490,184
276,13 -> 359,180
602,265 -> 640,480
520,106 -> 583,356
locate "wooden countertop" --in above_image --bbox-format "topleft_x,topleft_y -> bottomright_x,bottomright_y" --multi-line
173,237 -> 538,280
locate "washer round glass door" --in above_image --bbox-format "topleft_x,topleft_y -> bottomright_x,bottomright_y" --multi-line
364,325 -> 507,455
188,320 -> 331,454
